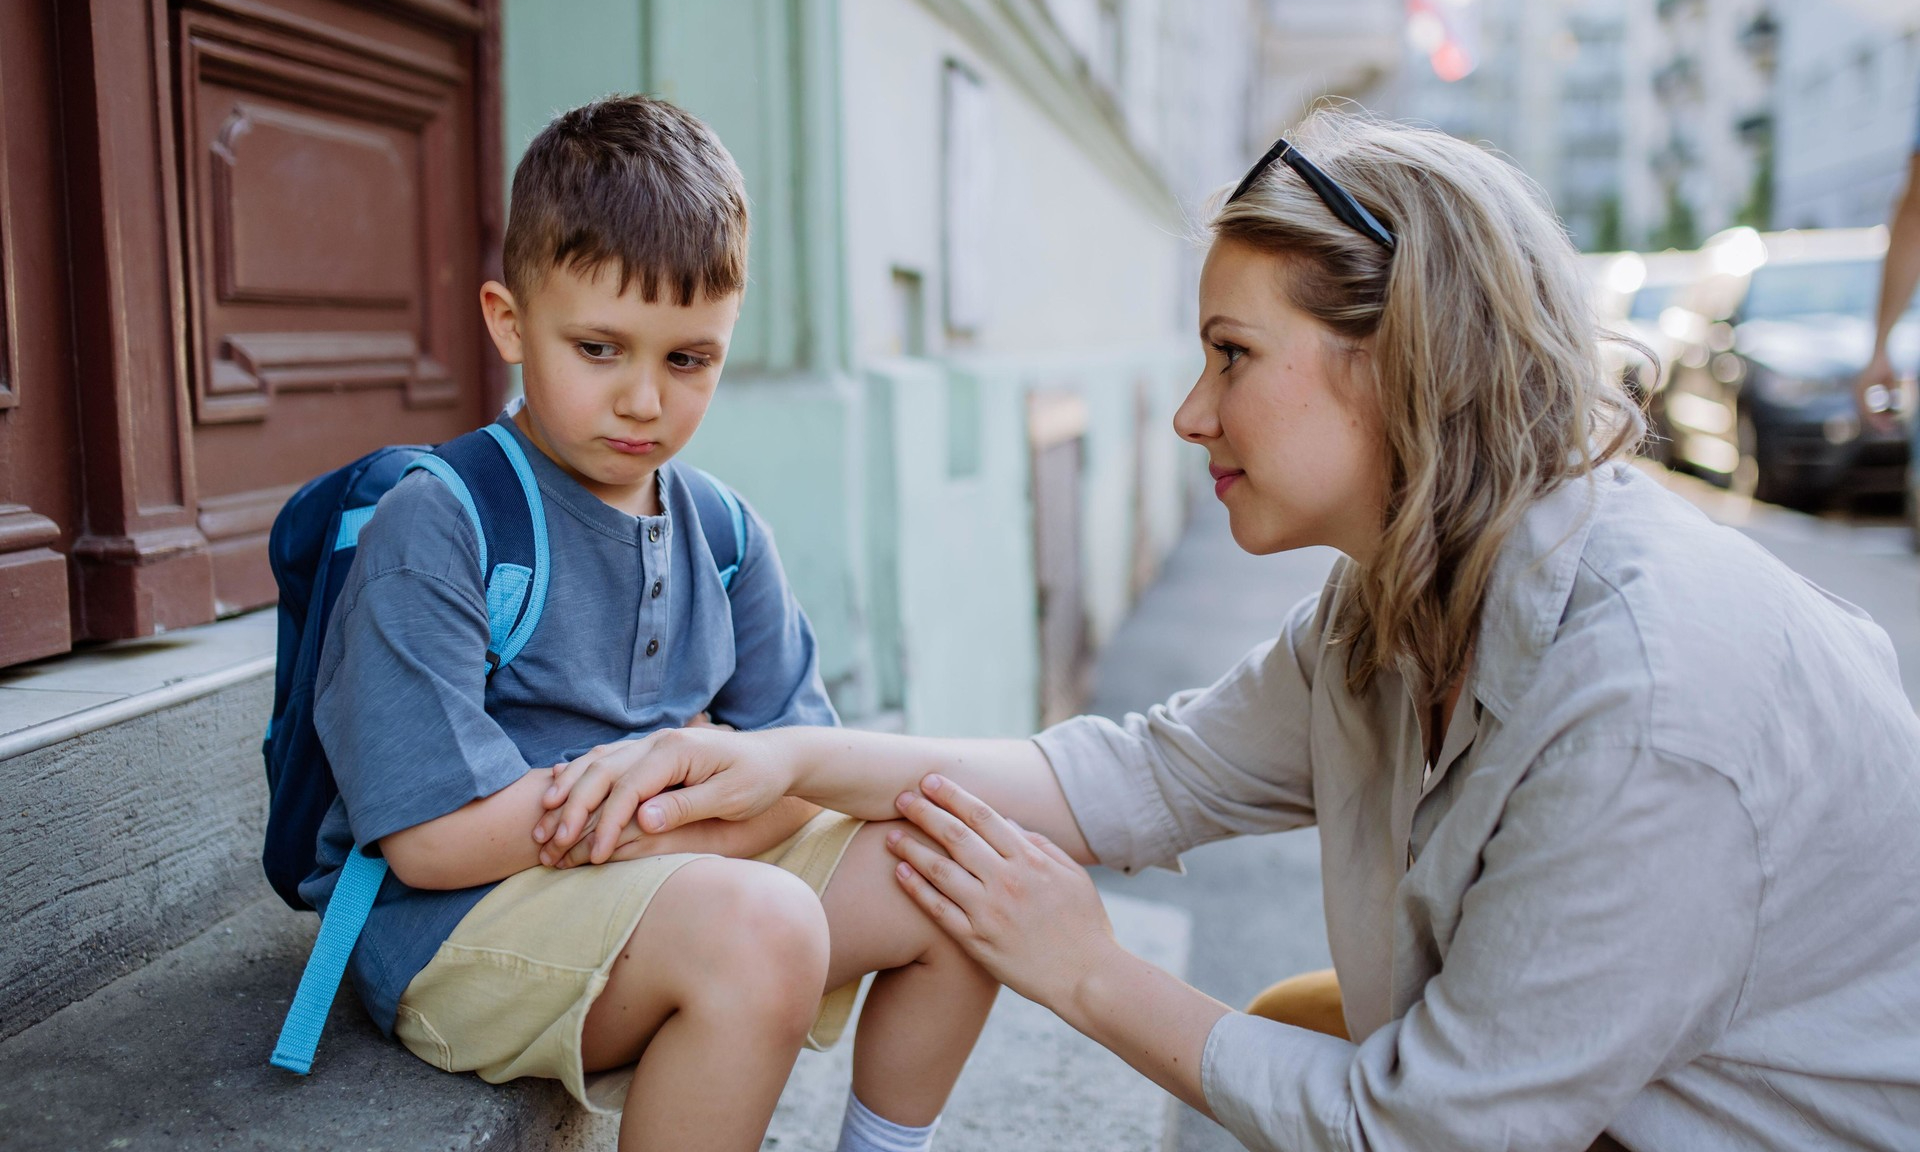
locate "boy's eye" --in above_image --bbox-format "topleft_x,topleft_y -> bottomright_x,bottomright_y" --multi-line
1211,341 -> 1247,372
577,341 -> 618,361
667,351 -> 713,371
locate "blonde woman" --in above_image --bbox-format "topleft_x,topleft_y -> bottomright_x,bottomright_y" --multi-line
533,113 -> 1920,1151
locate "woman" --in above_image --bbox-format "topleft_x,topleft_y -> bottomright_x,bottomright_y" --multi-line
534,112 -> 1920,1150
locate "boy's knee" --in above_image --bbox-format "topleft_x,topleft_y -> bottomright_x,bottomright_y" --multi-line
665,860 -> 828,1012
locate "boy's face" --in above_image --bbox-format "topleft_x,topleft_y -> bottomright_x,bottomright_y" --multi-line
480,262 -> 741,515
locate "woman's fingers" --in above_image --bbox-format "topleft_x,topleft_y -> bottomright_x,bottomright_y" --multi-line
1024,828 -> 1077,867
892,859 -> 976,941
891,789 -> 1007,879
916,774 -> 1032,859
886,826 -> 987,908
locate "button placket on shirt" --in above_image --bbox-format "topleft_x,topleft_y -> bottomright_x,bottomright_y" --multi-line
631,511 -> 670,701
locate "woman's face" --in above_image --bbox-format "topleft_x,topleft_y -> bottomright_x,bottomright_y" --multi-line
1176,238 -> 1388,561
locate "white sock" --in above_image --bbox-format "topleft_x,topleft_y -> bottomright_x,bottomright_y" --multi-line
834,1092 -> 939,1152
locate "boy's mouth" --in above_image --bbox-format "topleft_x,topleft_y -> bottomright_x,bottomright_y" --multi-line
603,437 -> 658,456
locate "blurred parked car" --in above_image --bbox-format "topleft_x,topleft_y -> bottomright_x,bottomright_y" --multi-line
1659,226 -> 1917,508
1585,248 -> 1708,466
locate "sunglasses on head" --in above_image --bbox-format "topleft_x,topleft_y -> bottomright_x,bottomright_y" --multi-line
1228,138 -> 1396,253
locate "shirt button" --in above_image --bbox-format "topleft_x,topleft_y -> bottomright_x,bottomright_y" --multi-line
646,638 -> 659,657
648,525 -> 660,543
651,580 -> 663,599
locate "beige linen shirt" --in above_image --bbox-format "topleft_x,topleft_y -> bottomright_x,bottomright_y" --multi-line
1037,462 -> 1920,1152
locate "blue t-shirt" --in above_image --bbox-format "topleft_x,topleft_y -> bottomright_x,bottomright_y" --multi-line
303,412 -> 838,1034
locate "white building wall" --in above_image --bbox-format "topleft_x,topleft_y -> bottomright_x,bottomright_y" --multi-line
1774,0 -> 1920,229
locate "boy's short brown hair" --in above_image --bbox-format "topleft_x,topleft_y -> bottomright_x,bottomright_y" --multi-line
503,95 -> 749,305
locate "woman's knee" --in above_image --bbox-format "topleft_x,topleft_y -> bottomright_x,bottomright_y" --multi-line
1245,967 -> 1347,1040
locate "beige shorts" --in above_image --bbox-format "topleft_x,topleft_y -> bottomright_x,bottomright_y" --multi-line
392,810 -> 865,1113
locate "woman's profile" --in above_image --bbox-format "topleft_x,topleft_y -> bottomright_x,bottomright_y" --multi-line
537,109 -> 1920,1151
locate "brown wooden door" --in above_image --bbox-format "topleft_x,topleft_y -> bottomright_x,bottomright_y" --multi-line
0,2 -> 82,667
0,0 -> 499,668
175,0 -> 497,614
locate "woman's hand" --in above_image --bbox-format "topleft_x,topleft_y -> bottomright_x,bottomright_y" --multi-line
533,727 -> 799,866
886,773 -> 1122,1011
548,795 -> 821,868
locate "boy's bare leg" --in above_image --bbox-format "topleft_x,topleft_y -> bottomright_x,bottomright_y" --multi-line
581,857 -> 831,1152
822,820 -> 1002,1126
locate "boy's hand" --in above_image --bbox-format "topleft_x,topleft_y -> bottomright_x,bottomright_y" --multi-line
533,728 -> 798,866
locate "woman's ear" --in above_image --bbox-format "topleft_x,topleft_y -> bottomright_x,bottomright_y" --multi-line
479,280 -> 526,365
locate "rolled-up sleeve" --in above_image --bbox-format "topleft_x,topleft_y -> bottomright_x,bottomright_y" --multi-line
1199,745 -> 1762,1152
1033,594 -> 1323,873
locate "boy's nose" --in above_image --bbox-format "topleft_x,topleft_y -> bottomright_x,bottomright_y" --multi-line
614,372 -> 664,421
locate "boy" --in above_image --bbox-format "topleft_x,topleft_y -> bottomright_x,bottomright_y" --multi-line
306,96 -> 995,1152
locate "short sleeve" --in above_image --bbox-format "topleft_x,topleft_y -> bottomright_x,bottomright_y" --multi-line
706,496 -> 838,731
1033,592 -> 1324,873
313,472 -> 532,846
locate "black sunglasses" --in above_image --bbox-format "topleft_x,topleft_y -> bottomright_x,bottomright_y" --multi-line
1228,138 -> 1396,252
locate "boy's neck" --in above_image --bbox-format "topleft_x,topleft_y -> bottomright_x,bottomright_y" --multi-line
511,406 -> 662,518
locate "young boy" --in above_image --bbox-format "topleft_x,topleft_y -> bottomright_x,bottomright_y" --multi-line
306,96 -> 996,1152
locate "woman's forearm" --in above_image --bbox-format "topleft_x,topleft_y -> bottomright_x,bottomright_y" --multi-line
1060,943 -> 1233,1119
602,796 -> 820,862
774,728 -> 1096,863
388,773 -> 821,888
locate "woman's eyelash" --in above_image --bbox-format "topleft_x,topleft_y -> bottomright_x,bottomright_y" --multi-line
1211,341 -> 1246,372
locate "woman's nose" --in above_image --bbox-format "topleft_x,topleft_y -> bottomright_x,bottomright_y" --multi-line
1172,377 -> 1220,442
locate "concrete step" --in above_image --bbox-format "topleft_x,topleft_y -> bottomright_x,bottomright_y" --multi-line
0,887 -> 1188,1151
1,669 -> 274,1041
0,895 -> 613,1151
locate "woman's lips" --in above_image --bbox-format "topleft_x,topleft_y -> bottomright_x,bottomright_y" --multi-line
604,437 -> 657,456
1209,464 -> 1244,499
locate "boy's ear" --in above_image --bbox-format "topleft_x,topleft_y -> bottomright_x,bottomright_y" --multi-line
479,280 -> 525,365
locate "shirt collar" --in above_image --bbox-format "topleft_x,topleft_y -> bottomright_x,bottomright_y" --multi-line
1468,462 -> 1618,722
492,404 -> 675,541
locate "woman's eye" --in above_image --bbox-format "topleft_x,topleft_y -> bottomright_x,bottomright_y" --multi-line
1211,341 -> 1246,372
577,341 -> 618,361
667,351 -> 712,371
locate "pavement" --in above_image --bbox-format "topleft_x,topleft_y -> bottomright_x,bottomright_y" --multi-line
1082,466 -> 1920,1152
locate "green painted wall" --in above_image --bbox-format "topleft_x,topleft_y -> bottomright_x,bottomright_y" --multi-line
498,0 -> 1200,734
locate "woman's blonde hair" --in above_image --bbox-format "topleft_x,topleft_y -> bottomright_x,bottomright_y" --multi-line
1209,108 -> 1643,702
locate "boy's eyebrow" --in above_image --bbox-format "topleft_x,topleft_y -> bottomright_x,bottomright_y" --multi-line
564,323 -> 727,348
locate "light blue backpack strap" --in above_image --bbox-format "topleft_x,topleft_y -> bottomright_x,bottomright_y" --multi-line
703,470 -> 747,590
478,424 -> 550,667
403,455 -> 488,575
271,845 -> 388,1075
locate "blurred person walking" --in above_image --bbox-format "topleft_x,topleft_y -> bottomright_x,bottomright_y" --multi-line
1857,95 -> 1920,427
539,111 -> 1920,1152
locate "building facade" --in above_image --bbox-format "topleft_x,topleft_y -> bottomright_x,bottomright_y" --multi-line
1772,0 -> 1920,230
1391,0 -> 1779,252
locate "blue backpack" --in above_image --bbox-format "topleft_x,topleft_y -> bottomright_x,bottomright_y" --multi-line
260,422 -> 746,1074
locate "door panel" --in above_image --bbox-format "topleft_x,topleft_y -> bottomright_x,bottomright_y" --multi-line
177,0 -> 489,614
0,1 -> 80,667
